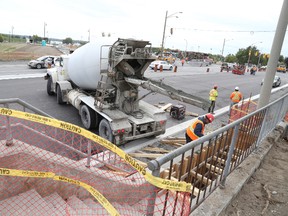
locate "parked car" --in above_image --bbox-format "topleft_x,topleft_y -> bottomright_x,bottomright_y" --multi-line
149,61 -> 173,70
261,75 -> 281,88
28,56 -> 58,69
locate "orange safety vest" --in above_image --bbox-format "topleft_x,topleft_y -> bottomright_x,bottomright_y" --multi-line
186,119 -> 205,141
230,91 -> 242,103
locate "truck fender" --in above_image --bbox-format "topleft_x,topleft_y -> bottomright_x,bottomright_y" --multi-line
56,81 -> 73,103
45,68 -> 58,94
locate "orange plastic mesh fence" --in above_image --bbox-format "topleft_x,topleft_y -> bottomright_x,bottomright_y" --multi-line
229,100 -> 257,123
0,108 -> 191,216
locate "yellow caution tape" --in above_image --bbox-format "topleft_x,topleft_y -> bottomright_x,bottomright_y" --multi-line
0,167 -> 119,216
1,108 -> 192,193
54,176 -> 120,216
0,168 -> 54,178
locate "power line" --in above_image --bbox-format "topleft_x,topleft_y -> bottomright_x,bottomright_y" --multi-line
174,28 -> 277,33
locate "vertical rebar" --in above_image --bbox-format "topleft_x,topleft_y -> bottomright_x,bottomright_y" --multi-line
4,104 -> 13,146
86,140 -> 91,168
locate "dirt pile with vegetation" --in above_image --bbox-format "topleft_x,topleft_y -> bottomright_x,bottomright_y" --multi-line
0,43 -> 63,61
220,135 -> 288,216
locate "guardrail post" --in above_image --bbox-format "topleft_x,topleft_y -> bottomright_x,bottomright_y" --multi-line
256,110 -> 268,147
86,140 -> 91,168
220,124 -> 239,188
146,168 -> 160,216
4,104 -> 13,146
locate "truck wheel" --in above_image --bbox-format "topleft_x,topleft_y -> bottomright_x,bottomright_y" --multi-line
36,64 -> 42,69
80,105 -> 96,129
56,85 -> 64,104
47,76 -> 55,96
99,119 -> 114,143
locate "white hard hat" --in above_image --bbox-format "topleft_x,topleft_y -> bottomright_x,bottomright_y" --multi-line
235,86 -> 239,91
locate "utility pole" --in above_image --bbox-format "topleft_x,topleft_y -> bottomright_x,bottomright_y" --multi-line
160,11 -> 182,57
257,0 -> 288,109
221,38 -> 226,56
11,26 -> 14,42
160,11 -> 168,58
44,22 -> 47,39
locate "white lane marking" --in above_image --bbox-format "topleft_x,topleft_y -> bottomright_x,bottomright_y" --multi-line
0,74 -> 45,80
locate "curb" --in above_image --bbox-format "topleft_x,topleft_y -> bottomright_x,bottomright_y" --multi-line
191,122 -> 286,216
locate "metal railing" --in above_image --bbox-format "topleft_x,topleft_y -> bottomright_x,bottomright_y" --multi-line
147,92 -> 288,215
0,98 -> 54,118
0,98 -> 127,174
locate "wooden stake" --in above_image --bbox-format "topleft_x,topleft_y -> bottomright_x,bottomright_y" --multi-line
129,153 -> 163,159
190,170 -> 212,185
143,147 -> 170,153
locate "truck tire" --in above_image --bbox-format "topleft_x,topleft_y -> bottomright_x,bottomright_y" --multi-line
56,85 -> 64,104
99,119 -> 114,143
80,105 -> 96,129
47,76 -> 55,96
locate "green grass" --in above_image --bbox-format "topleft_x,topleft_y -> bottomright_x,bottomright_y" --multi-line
0,43 -> 27,52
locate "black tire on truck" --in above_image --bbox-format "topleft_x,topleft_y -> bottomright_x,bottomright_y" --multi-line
99,119 -> 114,143
56,85 -> 65,104
47,76 -> 55,96
80,105 -> 97,129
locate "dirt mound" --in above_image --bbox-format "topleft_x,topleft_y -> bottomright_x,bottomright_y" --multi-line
220,137 -> 288,216
0,43 -> 63,61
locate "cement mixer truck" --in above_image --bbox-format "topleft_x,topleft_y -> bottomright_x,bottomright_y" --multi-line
44,38 -> 209,145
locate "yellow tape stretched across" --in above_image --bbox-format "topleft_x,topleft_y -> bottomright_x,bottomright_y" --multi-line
0,108 -> 192,193
0,168 -> 120,216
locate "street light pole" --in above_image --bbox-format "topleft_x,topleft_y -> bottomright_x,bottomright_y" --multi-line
160,11 -> 182,57
258,0 -> 288,109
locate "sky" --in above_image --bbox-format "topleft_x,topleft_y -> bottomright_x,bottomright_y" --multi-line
1,0 -> 287,56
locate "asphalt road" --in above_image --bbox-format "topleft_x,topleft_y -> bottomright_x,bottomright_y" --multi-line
0,61 -> 287,145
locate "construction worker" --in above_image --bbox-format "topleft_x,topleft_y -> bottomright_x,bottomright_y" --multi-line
185,113 -> 214,143
229,86 -> 243,115
208,85 -> 218,114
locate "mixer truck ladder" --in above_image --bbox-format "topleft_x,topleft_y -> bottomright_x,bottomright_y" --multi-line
95,73 -> 109,110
